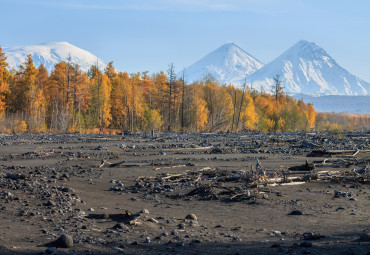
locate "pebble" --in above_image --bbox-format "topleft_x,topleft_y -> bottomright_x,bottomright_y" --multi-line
185,213 -> 197,221
140,208 -> 150,214
49,234 -> 74,248
289,210 -> 303,215
178,223 -> 186,229
190,220 -> 199,227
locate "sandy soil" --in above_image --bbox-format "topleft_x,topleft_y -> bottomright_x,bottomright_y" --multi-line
0,131 -> 369,255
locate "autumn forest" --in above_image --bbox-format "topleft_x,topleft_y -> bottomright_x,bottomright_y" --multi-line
0,47 -> 368,134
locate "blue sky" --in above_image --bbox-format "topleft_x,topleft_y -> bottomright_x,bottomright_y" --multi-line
1,0 -> 369,81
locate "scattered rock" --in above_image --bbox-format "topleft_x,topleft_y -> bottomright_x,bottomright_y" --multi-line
46,234 -> 74,248
185,213 -> 197,221
289,210 -> 303,215
140,208 -> 150,214
44,200 -> 56,207
189,220 -> 199,227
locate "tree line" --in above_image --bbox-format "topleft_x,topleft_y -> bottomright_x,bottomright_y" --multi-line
0,46 -> 328,134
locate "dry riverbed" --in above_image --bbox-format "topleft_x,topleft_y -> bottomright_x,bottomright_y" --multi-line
0,131 -> 369,255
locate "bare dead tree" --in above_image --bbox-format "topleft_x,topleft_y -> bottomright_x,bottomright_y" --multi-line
167,63 -> 176,131
235,78 -> 247,132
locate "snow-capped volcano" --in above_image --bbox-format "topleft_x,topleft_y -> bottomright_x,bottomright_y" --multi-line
3,42 -> 106,73
178,42 -> 263,84
246,40 -> 369,95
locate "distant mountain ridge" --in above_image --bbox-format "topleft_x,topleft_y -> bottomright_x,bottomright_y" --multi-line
246,40 -> 369,96
178,42 -> 263,85
3,42 -> 106,73
181,40 -> 369,96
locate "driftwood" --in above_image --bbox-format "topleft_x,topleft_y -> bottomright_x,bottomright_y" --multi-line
162,146 -> 213,151
308,149 -> 370,157
86,210 -> 141,225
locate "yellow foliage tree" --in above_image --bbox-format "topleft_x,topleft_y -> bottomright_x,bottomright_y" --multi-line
277,117 -> 286,131
307,103 -> 315,130
0,46 -> 10,117
147,109 -> 163,131
193,96 -> 208,131
13,120 -> 27,133
242,93 -> 258,130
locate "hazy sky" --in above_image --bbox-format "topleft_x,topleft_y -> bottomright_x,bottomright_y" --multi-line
1,0 -> 369,81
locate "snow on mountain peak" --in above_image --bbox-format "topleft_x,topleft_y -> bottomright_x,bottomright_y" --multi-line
3,42 -> 106,73
178,42 -> 263,84
246,40 -> 369,96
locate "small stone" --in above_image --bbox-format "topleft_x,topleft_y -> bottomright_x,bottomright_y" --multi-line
262,194 -> 268,199
178,223 -> 186,229
140,208 -> 150,214
49,234 -> 74,248
161,231 -> 169,237
289,210 -> 303,215
185,213 -> 197,221
272,230 -> 281,236
300,241 -> 313,247
189,220 -> 199,227
44,200 -> 56,207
